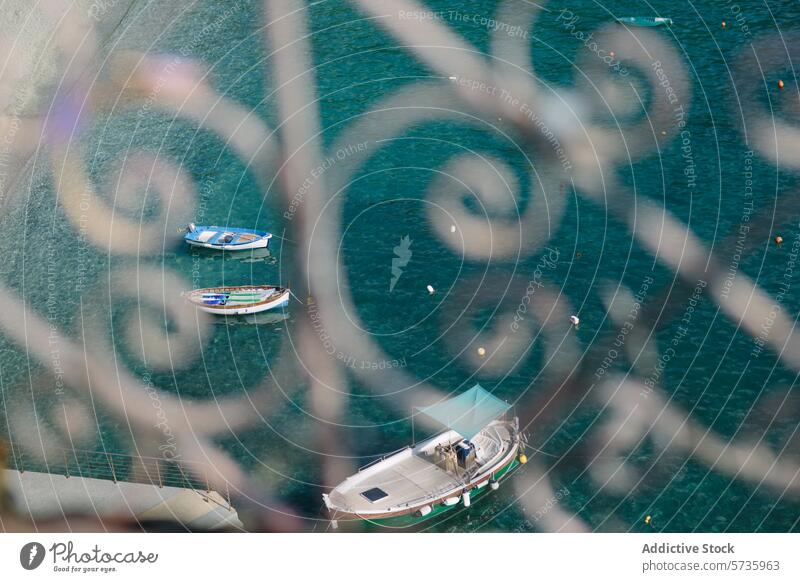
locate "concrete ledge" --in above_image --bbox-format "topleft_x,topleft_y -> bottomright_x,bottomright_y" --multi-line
3,469 -> 243,531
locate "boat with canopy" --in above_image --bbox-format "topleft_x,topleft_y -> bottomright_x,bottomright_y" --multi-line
322,385 -> 525,526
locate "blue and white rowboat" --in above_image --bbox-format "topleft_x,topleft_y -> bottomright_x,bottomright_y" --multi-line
184,223 -> 272,250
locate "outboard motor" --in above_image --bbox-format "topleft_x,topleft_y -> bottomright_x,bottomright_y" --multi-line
187,223 -> 196,233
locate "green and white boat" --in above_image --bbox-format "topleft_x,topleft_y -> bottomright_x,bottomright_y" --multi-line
184,285 -> 289,315
322,385 -> 526,528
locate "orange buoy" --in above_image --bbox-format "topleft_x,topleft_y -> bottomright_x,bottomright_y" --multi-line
721,21 -> 726,28
778,79 -> 785,89
775,235 -> 784,246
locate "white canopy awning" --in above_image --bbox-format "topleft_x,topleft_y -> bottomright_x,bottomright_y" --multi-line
418,384 -> 510,440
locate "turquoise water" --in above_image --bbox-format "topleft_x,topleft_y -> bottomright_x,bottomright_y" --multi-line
1,0 -> 800,532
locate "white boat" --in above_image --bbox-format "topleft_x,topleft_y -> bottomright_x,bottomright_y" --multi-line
184,285 -> 289,315
616,16 -> 673,27
322,385 -> 525,525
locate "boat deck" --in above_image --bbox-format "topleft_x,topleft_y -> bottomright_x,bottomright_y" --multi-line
329,451 -> 461,514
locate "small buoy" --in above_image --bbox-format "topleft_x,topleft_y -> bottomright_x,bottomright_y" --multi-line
427,284 -> 435,295
490,479 -> 499,491
450,224 -> 456,233
775,235 -> 784,246
721,21 -> 726,28
569,315 -> 580,327
644,515 -> 652,525
462,491 -> 471,507
661,130 -> 667,135
418,505 -> 432,517
477,347 -> 486,357
518,454 -> 528,464
778,79 -> 785,90
610,51 -> 615,58
448,76 -> 457,80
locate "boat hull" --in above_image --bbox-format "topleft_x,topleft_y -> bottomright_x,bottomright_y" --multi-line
368,457 -> 521,528
185,236 -> 271,251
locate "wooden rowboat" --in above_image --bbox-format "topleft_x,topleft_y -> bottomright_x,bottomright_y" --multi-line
184,224 -> 272,250
322,385 -> 525,527
183,285 -> 289,315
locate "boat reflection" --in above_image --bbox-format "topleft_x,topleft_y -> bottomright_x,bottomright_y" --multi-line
212,311 -> 289,326
229,247 -> 273,264
188,247 -> 274,264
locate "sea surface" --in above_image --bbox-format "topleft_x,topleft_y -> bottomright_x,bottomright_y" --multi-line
1,0 -> 799,532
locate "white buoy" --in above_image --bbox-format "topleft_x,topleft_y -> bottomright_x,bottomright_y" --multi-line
462,491 -> 471,507
450,224 -> 456,233
448,76 -> 457,80
427,284 -> 435,295
477,347 -> 486,357
490,480 -> 499,491
570,315 -> 580,327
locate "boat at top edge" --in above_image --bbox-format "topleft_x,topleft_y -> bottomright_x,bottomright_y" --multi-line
616,16 -> 672,27
322,385 -> 526,526
184,285 -> 289,315
184,223 -> 273,250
